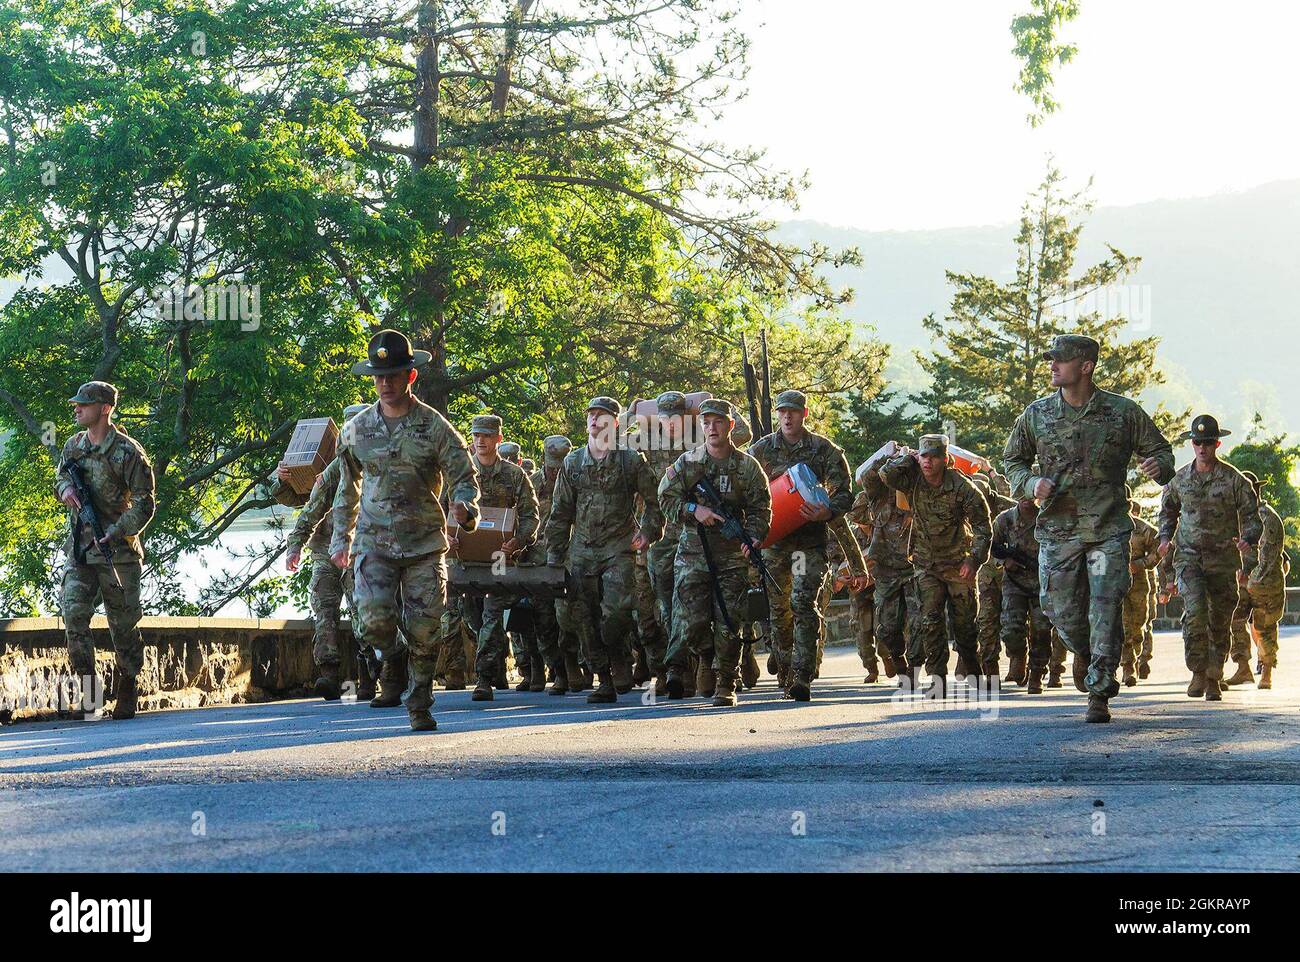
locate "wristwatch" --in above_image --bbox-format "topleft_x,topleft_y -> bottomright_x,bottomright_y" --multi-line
685,502 -> 697,517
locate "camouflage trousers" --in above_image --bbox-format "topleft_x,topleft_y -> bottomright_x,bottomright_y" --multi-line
1228,579 -> 1285,667
872,566 -> 916,667
1051,630 -> 1068,673
309,559 -> 346,666
1121,571 -> 1151,671
352,550 -> 447,711
647,536 -> 678,642
569,550 -> 637,674
1001,573 -> 1051,669
62,560 -> 145,677
850,585 -> 876,669
665,555 -> 748,682
762,543 -> 830,679
1175,563 -> 1238,678
633,552 -> 668,675
437,596 -> 475,678
471,591 -> 512,680
1143,578 -> 1156,665
913,566 -> 979,676
976,563 -> 1003,672
1038,533 -> 1131,698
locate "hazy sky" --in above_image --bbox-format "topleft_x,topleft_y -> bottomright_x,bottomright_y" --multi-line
710,0 -> 1300,230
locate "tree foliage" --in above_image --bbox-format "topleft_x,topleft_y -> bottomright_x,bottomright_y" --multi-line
1224,414 -> 1300,585
1011,0 -> 1080,127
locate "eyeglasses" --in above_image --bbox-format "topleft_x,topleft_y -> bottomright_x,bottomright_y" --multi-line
1192,439 -> 1217,447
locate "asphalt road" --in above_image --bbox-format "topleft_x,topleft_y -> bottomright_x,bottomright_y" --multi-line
2,628 -> 1298,872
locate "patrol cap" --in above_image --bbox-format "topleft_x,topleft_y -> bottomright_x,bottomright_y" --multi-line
774,389 -> 807,411
918,433 -> 948,457
1178,414 -> 1231,443
543,435 -> 572,468
343,403 -> 369,422
586,396 -> 621,417
521,458 -> 536,473
730,412 -> 753,447
471,414 -> 503,436
1042,334 -> 1100,363
351,329 -> 431,375
656,391 -> 688,415
498,441 -> 521,463
698,398 -> 735,420
69,381 -> 118,406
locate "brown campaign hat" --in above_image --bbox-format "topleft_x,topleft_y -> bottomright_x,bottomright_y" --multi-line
1177,414 -> 1231,443
351,329 -> 431,375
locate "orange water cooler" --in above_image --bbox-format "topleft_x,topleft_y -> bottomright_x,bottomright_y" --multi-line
760,463 -> 831,548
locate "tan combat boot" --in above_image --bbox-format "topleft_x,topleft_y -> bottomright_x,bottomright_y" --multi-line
682,655 -> 697,698
1137,660 -> 1151,680
548,665 -> 569,696
612,659 -> 634,694
1026,666 -> 1044,694
111,673 -> 139,720
864,659 -> 879,684
766,651 -> 778,676
740,647 -> 761,689
1258,664 -> 1273,689
529,659 -> 547,692
313,662 -> 343,701
880,649 -> 897,678
443,666 -> 467,691
712,671 -> 737,707
1204,676 -> 1222,701
696,661 -> 716,698
1225,660 -> 1254,687
787,671 -> 812,702
1072,655 -> 1088,693
370,656 -> 408,708
1186,671 -> 1206,698
587,671 -> 617,704
563,653 -> 587,692
1085,694 -> 1110,723
1122,665 -> 1137,687
1046,666 -> 1063,688
1003,654 -> 1027,686
472,674 -> 495,701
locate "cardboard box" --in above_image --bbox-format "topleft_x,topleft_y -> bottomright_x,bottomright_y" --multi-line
630,391 -> 712,418
279,418 -> 338,495
449,506 -> 518,563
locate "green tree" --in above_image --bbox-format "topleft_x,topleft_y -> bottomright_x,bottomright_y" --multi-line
1224,414 -> 1300,585
911,164 -> 1187,469
1011,0 -> 1080,126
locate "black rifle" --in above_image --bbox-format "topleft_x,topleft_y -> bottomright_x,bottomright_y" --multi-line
691,474 -> 779,647
991,540 -> 1035,570
62,460 -> 124,589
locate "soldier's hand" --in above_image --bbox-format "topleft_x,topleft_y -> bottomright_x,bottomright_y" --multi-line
1236,569 -> 1247,586
449,501 -> 471,526
798,501 -> 832,522
1157,539 -> 1172,558
331,547 -> 350,570
1138,456 -> 1162,480
286,548 -> 301,573
501,537 -> 519,556
958,558 -> 976,581
275,464 -> 293,482
1234,537 -> 1250,554
447,533 -> 459,550
60,488 -> 81,511
631,532 -> 650,552
693,505 -> 725,526
1033,477 -> 1055,501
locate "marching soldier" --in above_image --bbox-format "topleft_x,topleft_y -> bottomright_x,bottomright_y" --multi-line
283,403 -> 381,702
1003,334 -> 1174,723
545,397 -> 664,703
1122,488 -> 1161,687
56,381 -> 156,720
1226,472 -> 1288,689
331,330 -> 481,732
749,390 -> 854,701
657,399 -> 771,705
992,496 -> 1053,692
852,447 -> 917,687
462,415 -> 539,701
1157,415 -> 1261,700
879,435 -> 991,696
970,472 -> 1016,681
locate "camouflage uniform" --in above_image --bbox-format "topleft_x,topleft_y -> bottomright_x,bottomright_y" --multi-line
544,398 -> 664,679
852,460 -> 917,671
1002,363 -> 1175,700
749,393 -> 854,685
331,395 -> 481,717
879,441 -> 991,677
657,427 -> 771,696
1122,511 -> 1161,674
828,516 -> 873,672
525,439 -> 581,674
1158,456 -> 1261,679
1233,498 -> 1288,668
971,476 -> 1016,674
286,457 -> 350,669
56,394 -> 157,682
992,505 -> 1053,670
464,439 -> 540,683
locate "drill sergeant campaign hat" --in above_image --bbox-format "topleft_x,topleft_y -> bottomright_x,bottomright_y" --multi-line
470,414 -> 503,436
774,389 -> 807,411
351,329 -> 431,375
586,396 -> 621,417
68,381 -> 118,406
918,433 -> 949,457
542,435 -> 572,468
1178,414 -> 1232,443
1042,334 -> 1100,363
498,441 -> 521,463
655,391 -> 688,415
698,398 -> 735,419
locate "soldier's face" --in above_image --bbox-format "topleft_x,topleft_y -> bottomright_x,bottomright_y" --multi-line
72,402 -> 107,427
1192,439 -> 1220,460
373,369 -> 415,403
918,452 -> 945,478
473,433 -> 501,460
657,413 -> 683,442
1018,498 -> 1037,515
587,410 -> 615,442
701,414 -> 731,446
777,407 -> 806,435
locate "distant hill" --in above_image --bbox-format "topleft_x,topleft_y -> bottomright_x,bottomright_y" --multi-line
779,179 -> 1300,440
